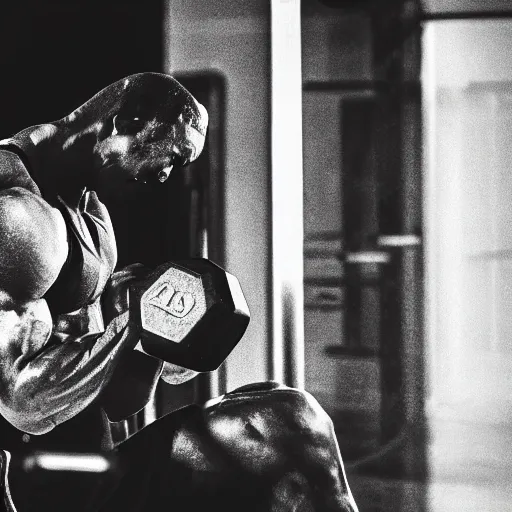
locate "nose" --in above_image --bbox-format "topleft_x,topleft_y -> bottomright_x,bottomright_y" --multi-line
157,165 -> 173,183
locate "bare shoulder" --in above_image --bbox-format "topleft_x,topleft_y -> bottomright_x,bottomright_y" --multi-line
0,150 -> 40,195
0,187 -> 68,301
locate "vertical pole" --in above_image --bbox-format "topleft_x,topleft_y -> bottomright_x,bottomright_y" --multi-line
270,0 -> 304,389
421,21 -> 438,416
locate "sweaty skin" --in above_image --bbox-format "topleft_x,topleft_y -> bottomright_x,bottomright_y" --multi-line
0,73 -> 207,434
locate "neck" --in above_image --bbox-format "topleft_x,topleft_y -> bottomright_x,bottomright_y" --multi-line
10,118 -> 101,208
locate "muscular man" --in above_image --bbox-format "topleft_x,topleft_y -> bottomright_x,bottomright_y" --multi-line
0,73 -> 358,511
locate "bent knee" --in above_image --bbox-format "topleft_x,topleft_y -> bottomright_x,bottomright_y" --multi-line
227,380 -> 284,395
211,385 -> 354,503
219,383 -> 335,445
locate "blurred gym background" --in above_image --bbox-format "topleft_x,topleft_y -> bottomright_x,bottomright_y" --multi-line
1,0 -> 512,510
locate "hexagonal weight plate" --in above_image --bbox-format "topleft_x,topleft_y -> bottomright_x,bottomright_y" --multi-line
140,266 -> 207,343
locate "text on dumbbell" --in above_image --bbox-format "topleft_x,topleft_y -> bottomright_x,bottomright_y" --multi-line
147,282 -> 196,318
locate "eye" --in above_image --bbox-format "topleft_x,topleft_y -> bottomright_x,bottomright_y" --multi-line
112,115 -> 146,135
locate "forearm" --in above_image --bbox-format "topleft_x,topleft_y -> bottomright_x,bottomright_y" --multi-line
1,308 -> 139,435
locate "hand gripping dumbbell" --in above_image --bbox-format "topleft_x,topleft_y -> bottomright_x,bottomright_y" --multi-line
130,258 -> 250,372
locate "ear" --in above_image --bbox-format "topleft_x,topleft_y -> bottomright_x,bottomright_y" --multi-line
97,116 -> 116,142
110,114 -> 146,136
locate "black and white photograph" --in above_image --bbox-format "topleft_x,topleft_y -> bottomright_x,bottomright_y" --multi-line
0,0 -> 510,510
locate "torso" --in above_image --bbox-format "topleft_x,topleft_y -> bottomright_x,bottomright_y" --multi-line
0,146 -> 118,317
44,191 -> 117,315
0,145 -> 157,453
0,146 -> 121,452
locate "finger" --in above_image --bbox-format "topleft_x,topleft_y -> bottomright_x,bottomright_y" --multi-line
110,264 -> 151,286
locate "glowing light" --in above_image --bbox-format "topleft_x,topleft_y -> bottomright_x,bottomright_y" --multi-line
270,0 -> 304,388
23,453 -> 111,473
345,251 -> 391,264
377,234 -> 422,247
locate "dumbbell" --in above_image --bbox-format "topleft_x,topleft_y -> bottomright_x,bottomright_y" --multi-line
130,258 -> 250,372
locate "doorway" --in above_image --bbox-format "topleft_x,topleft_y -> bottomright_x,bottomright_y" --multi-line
423,19 -> 512,510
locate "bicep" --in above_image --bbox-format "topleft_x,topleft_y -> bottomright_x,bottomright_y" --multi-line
0,187 -> 68,301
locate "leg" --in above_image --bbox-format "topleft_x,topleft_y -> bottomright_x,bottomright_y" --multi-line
167,382 -> 358,511
99,382 -> 358,511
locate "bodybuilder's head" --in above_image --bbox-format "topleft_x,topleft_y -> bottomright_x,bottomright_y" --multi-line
64,73 -> 208,187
